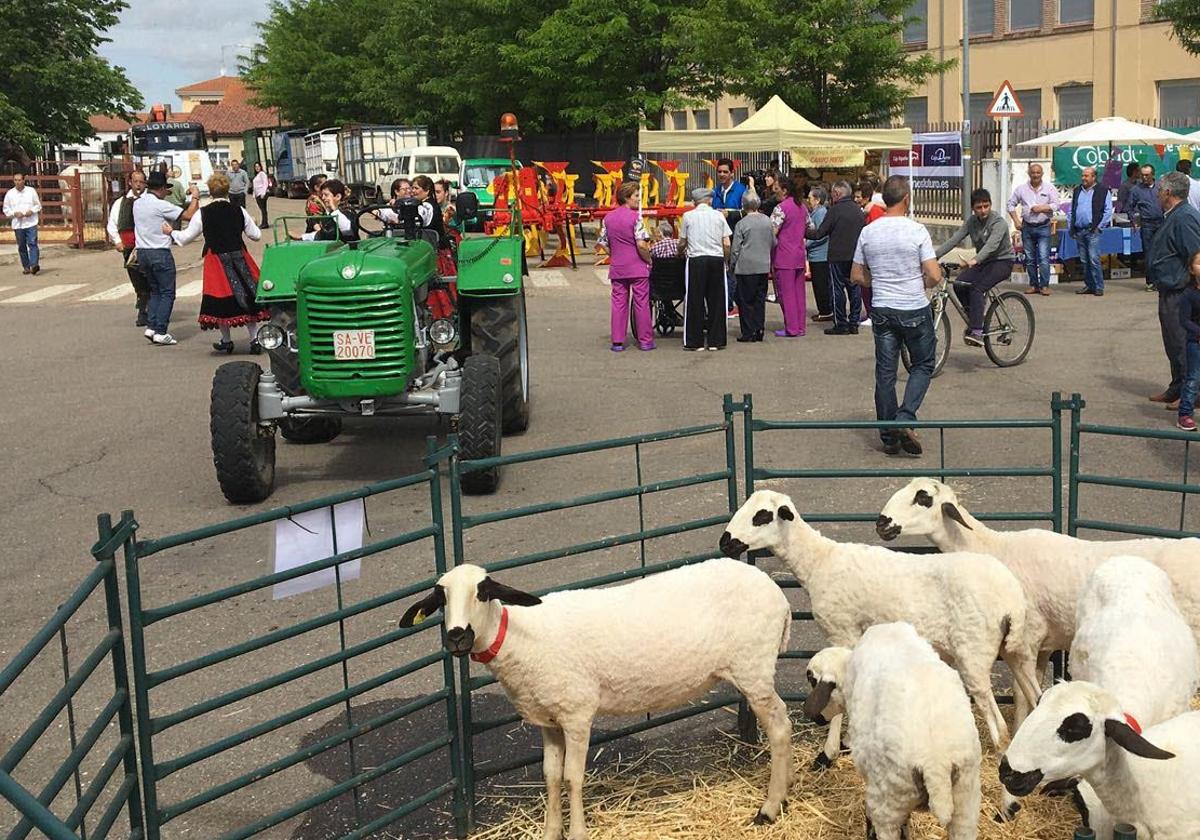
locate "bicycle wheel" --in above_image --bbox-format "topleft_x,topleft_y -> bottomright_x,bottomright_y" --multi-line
983,291 -> 1035,367
900,303 -> 951,378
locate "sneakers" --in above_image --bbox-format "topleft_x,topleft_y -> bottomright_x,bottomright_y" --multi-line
824,325 -> 857,336
1149,391 -> 1175,403
144,328 -> 155,342
1075,287 -> 1095,295
1039,287 -> 1051,296
22,267 -> 30,275
812,313 -> 833,322
964,331 -> 985,348
30,264 -> 39,275
151,333 -> 178,346
611,343 -> 625,352
727,307 -> 740,318
1179,416 -> 1197,432
1024,287 -> 1038,295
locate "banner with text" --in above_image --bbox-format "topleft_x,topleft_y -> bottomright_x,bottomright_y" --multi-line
1051,132 -> 1200,186
887,132 -> 964,190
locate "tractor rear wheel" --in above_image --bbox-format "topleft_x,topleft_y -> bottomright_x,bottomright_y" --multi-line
457,355 -> 502,495
470,294 -> 531,434
211,362 -> 276,504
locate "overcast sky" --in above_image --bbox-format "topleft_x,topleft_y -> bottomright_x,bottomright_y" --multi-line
98,0 -> 272,109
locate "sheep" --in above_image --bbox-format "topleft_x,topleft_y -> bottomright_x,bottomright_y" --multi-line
1000,681 -> 1200,840
804,623 -> 982,840
398,559 -> 793,840
720,489 -> 1042,765
1064,555 -> 1200,838
876,477 -> 1200,721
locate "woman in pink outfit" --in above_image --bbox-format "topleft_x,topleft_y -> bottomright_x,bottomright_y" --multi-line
770,178 -> 809,337
601,181 -> 655,351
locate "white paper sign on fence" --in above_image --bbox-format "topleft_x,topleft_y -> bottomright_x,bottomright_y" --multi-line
272,499 -> 365,600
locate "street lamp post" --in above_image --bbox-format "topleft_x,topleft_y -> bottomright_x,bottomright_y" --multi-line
961,0 -> 972,214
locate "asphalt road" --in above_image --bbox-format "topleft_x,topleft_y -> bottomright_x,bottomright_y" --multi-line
2,200 -> 1196,838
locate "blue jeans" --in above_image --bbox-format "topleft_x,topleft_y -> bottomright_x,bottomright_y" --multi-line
1022,223 -> 1051,289
872,305 -> 936,443
139,248 -> 177,335
829,260 -> 861,328
1072,228 -> 1103,292
14,226 -> 39,269
1181,342 -> 1200,419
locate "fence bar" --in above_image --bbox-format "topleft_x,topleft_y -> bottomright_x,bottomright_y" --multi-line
0,770 -> 80,840
1069,519 -> 1200,540
135,471 -> 434,557
81,774 -> 140,840
1076,423 -> 1200,442
1051,392 -> 1064,532
339,779 -> 460,840
62,736 -> 133,831
458,422 -> 727,473
141,525 -> 438,625
755,466 -> 1053,480
753,418 -> 1052,431
796,511 -> 1052,523
1073,473 -> 1200,495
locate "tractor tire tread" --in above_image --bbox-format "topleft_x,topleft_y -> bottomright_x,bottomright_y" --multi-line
211,361 -> 275,504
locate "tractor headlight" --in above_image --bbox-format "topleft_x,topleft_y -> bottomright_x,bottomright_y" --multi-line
429,319 -> 457,346
258,324 -> 286,350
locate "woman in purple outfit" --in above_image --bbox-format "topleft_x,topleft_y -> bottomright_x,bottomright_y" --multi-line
770,177 -> 809,337
601,181 -> 655,351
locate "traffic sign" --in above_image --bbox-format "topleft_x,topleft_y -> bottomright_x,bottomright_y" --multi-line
987,81 -> 1024,118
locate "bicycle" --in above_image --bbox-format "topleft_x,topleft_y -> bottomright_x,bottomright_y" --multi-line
900,263 -> 1035,377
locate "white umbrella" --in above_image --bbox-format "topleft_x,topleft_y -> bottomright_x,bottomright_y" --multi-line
1183,129 -> 1200,142
1017,117 -> 1196,147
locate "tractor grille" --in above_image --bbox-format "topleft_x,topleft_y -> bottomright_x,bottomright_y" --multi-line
299,283 -> 413,396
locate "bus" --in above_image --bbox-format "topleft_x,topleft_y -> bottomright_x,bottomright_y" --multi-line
130,121 -> 214,195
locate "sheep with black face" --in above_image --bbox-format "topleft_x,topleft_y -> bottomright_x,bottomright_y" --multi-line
805,624 -> 982,840
1000,680 -> 1199,840
720,489 -> 1041,770
400,560 -> 794,840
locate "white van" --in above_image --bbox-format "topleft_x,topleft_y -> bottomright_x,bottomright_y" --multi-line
374,146 -> 462,198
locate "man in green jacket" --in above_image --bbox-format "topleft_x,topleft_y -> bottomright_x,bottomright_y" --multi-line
935,188 -> 1016,347
1148,171 -> 1200,409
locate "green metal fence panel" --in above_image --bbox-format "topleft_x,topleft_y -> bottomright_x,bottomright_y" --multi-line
449,400 -> 743,818
115,440 -> 467,840
0,514 -> 143,840
737,392 -> 1068,702
1068,393 -> 1199,539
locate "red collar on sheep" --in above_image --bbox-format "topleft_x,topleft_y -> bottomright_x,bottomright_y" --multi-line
471,607 -> 509,664
1124,712 -> 1142,735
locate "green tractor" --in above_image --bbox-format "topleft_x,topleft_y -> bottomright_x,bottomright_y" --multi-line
208,196 -> 530,503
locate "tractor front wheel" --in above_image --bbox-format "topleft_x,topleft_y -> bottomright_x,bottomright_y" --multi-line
211,362 -> 276,504
470,294 -> 531,434
457,355 -> 502,495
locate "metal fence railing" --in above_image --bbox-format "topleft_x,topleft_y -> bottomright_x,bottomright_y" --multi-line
3,392 -> 1196,840
0,513 -> 143,840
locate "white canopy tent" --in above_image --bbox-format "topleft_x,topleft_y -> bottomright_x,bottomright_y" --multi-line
637,95 -> 912,154
1017,117 -> 1196,147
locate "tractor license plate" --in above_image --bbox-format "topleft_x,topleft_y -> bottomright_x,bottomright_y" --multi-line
332,330 -> 376,360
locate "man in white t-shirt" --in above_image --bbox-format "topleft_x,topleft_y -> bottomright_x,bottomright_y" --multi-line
851,175 -> 942,457
678,187 -> 732,350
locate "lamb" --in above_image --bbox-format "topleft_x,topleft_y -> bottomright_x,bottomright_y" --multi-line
1063,555 -> 1200,838
398,559 -> 793,840
720,489 -> 1042,764
1000,681 -> 1200,840
804,623 -> 982,840
876,477 -> 1200,719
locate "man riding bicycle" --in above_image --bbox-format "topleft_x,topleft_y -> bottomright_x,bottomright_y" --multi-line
934,188 -> 1017,347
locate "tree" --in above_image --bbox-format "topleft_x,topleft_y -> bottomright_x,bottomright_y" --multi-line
0,0 -> 141,149
681,0 -> 954,126
1156,0 -> 1200,55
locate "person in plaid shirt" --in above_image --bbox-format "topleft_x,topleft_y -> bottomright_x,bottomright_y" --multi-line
650,222 -> 679,259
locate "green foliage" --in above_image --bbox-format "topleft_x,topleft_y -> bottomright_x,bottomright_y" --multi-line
247,0 -> 953,133
1156,0 -> 1200,55
0,0 -> 142,148
682,0 -> 954,126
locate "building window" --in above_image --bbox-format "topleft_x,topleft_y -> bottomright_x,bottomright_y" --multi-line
904,97 -> 929,126
969,92 -> 994,126
1009,0 -> 1041,30
729,107 -> 749,126
968,0 -> 994,36
669,110 -> 687,130
693,109 -> 711,130
1059,0 -> 1093,24
903,0 -> 927,43
1057,85 -> 1094,123
1159,79 -> 1200,125
209,148 -> 230,169
1016,89 -> 1043,124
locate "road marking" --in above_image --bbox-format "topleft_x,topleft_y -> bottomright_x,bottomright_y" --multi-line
530,270 -> 569,288
0,286 -> 12,295
2,284 -> 87,303
177,280 -> 204,298
81,284 -> 135,302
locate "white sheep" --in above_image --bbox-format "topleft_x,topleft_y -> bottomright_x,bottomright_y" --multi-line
1065,555 -> 1200,838
720,489 -> 1042,764
399,559 -> 793,840
804,623 -> 982,840
1000,681 -> 1199,840
876,478 -> 1200,719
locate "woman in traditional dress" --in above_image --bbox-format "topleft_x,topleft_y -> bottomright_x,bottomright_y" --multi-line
412,175 -> 456,275
171,172 -> 269,354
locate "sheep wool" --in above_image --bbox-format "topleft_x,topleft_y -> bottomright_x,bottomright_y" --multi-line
806,623 -> 982,840
1002,681 -> 1200,840
399,559 -> 793,840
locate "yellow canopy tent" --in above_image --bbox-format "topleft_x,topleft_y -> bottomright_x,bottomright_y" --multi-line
637,95 -> 912,153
